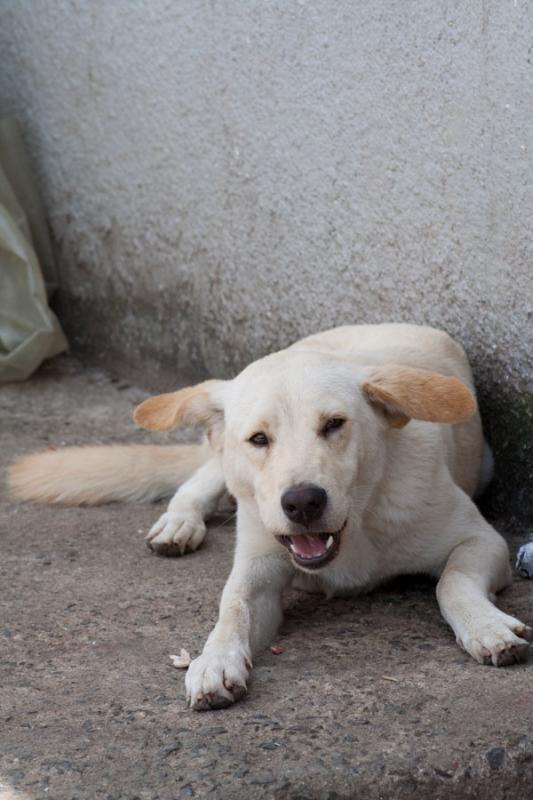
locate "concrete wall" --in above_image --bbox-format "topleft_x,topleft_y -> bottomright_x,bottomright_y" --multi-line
1,1 -> 532,513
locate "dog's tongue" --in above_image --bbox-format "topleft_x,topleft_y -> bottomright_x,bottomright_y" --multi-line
289,534 -> 327,559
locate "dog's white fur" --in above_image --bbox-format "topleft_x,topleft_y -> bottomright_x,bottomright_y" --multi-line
9,323 -> 531,711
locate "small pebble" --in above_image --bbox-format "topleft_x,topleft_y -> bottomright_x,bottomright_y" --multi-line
234,767 -> 249,778
486,746 -> 505,770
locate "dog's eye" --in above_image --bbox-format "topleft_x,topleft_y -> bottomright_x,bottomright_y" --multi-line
248,432 -> 269,447
322,417 -> 346,436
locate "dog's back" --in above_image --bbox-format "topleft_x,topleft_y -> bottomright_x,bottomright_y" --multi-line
294,323 -> 474,386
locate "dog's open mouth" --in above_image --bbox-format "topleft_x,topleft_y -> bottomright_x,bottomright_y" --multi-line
278,521 -> 346,569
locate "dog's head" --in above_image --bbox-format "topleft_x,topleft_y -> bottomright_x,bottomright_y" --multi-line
134,350 -> 475,572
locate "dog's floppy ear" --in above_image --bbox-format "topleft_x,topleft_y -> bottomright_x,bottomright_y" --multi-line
133,380 -> 226,432
361,365 -> 476,429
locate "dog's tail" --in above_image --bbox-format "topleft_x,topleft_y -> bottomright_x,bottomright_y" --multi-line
8,443 -> 210,506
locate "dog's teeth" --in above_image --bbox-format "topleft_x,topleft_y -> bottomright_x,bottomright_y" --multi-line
326,536 -> 333,549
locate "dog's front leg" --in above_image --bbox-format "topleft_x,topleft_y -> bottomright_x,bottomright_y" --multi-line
436,502 -> 532,666
186,549 -> 292,710
147,455 -> 226,555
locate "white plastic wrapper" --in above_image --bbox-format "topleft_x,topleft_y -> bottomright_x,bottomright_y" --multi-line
0,117 -> 67,383
515,541 -> 533,579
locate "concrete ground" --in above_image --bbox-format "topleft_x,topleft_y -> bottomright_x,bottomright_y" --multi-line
1,356 -> 533,800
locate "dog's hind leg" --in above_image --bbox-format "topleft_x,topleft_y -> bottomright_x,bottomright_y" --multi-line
436,499 -> 532,666
146,455 -> 226,556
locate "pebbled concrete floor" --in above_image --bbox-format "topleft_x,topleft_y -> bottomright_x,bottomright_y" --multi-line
1,356 -> 533,800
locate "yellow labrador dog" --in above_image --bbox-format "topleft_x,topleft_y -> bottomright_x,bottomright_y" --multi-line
10,324 -> 531,711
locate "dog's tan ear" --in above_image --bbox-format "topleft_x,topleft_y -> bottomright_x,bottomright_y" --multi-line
133,380 -> 225,431
361,365 -> 476,429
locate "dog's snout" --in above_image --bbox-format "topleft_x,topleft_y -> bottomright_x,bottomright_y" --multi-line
281,483 -> 327,527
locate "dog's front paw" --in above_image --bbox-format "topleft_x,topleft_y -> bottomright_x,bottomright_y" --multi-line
459,610 -> 532,667
185,644 -> 252,711
146,511 -> 206,556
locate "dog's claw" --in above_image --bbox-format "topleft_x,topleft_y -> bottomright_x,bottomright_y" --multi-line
192,689 -> 244,711
185,647 -> 250,712
145,511 -> 206,557
462,611 -> 532,667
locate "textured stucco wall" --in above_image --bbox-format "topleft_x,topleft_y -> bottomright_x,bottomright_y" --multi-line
0,1 -> 531,512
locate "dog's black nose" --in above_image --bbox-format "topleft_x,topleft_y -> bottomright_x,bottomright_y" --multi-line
281,483 -> 327,527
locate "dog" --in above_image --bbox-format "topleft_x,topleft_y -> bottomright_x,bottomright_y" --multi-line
9,323 -> 532,711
